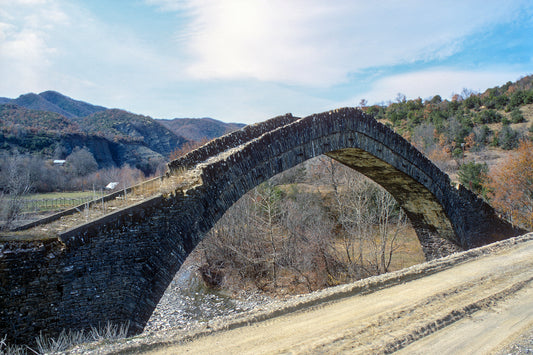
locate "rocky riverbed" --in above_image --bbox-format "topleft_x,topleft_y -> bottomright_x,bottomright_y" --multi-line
143,261 -> 274,335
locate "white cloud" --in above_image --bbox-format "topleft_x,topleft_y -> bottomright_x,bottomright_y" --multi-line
2,0 -> 530,124
0,27 -> 51,93
0,0 -> 185,103
0,0 -> 70,94
148,0 -> 529,87
144,0 -> 190,12
348,69 -> 525,106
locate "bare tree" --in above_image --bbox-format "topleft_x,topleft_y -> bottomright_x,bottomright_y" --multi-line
412,123 -> 437,155
323,158 -> 369,280
66,147 -> 98,177
367,186 -> 408,274
252,182 -> 284,286
323,157 -> 407,280
280,186 -> 336,290
197,155 -> 409,294
65,147 -> 98,191
87,165 -> 145,191
200,192 -> 272,290
0,152 -> 33,230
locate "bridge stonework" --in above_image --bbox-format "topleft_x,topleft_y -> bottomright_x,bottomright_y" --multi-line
0,108 -> 525,344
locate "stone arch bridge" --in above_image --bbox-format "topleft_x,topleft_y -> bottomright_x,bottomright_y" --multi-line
0,108 -> 524,343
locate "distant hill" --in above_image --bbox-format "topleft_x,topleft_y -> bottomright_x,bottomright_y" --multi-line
39,91 -> 107,117
0,104 -> 188,174
74,109 -> 189,158
2,91 -> 106,118
0,91 -> 249,174
157,117 -> 246,142
1,91 -> 246,142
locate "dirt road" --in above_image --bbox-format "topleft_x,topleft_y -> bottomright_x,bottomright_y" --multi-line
97,234 -> 533,354
147,235 -> 533,354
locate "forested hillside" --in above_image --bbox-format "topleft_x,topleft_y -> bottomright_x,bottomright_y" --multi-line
0,106 -> 184,174
72,109 -> 189,157
0,91 -> 197,176
0,91 -> 247,171
363,75 -> 533,163
361,75 -> 533,228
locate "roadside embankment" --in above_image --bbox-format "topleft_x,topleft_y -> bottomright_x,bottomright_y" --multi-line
67,232 -> 533,354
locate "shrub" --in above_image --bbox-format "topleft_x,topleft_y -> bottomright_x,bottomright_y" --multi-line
510,108 -> 525,123
507,90 -> 527,109
499,124 -> 520,150
452,147 -> 463,159
473,125 -> 492,146
430,95 -> 442,104
475,109 -> 503,124
463,94 -> 481,109
458,161 -> 488,195
525,90 -> 533,104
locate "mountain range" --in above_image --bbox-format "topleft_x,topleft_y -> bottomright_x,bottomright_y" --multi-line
0,91 -> 246,174
0,91 -> 107,118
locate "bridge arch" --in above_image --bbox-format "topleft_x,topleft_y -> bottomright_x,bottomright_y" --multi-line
128,107 -> 521,335
174,108 -> 513,260
0,108 -> 524,344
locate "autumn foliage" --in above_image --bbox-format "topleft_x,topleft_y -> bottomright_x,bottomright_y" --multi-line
485,140 -> 533,230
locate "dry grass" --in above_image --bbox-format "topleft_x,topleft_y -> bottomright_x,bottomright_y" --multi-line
0,322 -> 130,355
387,226 -> 425,270
329,225 -> 425,276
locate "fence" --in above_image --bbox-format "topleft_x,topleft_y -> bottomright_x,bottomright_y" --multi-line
10,175 -> 168,232
17,176 -> 164,215
21,197 -> 102,213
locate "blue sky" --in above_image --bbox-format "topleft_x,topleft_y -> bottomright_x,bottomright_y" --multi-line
1,0 -> 532,124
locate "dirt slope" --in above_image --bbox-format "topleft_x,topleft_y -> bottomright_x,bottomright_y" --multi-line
82,233 -> 533,354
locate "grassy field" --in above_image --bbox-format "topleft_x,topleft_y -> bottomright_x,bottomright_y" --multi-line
24,191 -> 104,200
20,191 -> 106,212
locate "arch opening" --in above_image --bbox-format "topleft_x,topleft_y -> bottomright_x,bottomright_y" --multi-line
196,117 -> 464,266
147,156 -> 426,330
